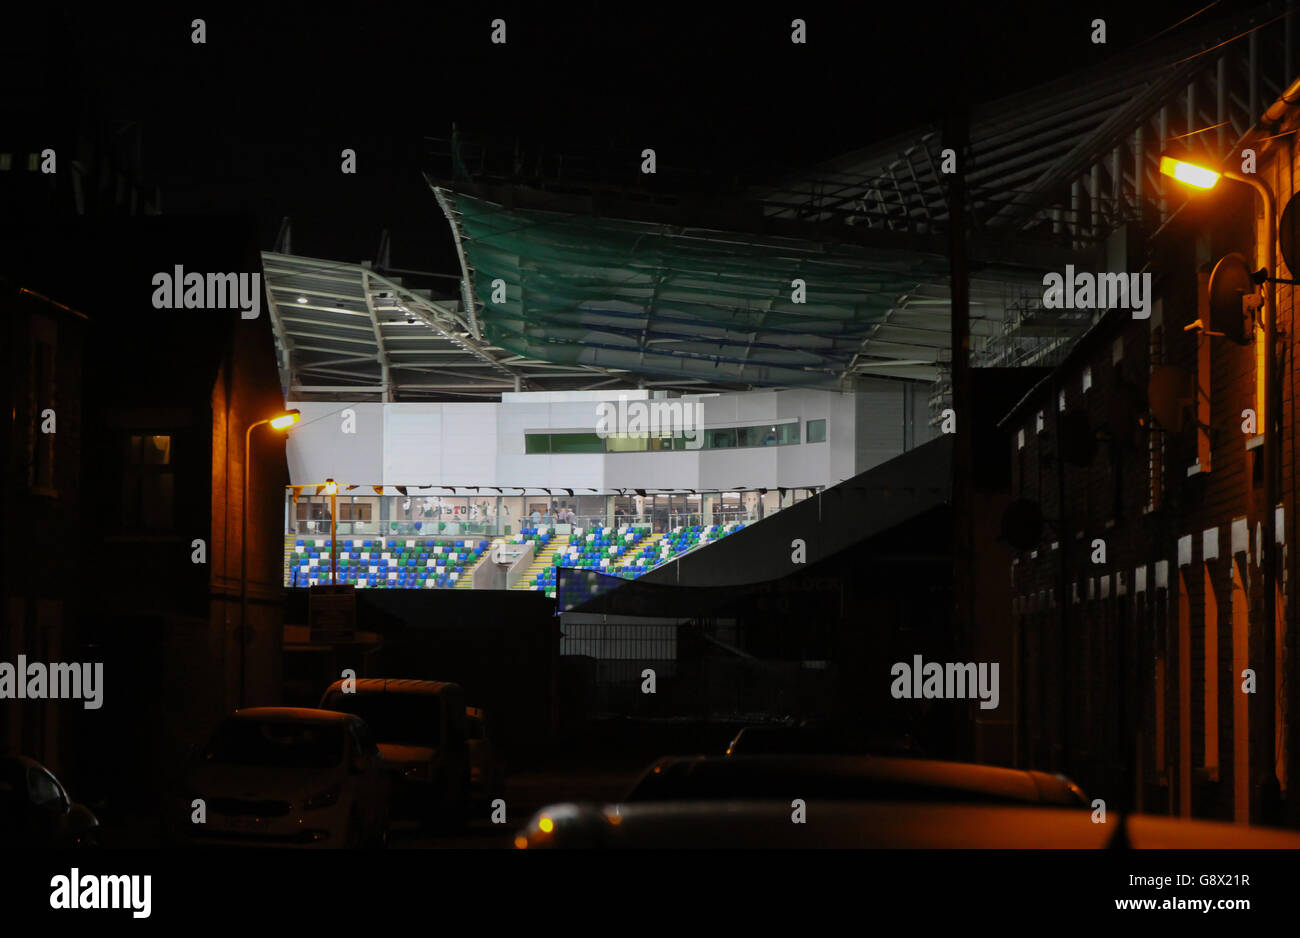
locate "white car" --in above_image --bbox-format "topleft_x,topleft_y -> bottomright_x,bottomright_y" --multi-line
175,707 -> 389,848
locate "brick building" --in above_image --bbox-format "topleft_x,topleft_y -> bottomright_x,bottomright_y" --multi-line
1000,85 -> 1300,826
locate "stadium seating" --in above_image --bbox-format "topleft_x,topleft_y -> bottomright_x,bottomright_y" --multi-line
525,522 -> 745,599
287,522 -> 748,595
286,536 -> 489,589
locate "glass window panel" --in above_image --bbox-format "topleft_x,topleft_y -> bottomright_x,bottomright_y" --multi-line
550,433 -> 604,454
807,419 -> 827,443
706,428 -> 737,449
605,433 -> 648,452
524,434 -> 550,454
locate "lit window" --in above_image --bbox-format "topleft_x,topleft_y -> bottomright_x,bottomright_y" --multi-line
1082,366 -> 1092,392
1058,390 -> 1066,412
1035,410 -> 1044,433
27,152 -> 39,172
123,433 -> 175,531
1017,428 -> 1026,450
0,153 -> 11,171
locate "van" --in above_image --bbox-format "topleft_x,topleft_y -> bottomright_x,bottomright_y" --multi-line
318,679 -> 469,829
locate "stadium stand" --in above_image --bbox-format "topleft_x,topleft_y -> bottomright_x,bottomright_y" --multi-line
287,536 -> 489,589
522,522 -> 746,598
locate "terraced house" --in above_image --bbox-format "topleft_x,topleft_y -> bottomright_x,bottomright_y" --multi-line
1003,72 -> 1300,826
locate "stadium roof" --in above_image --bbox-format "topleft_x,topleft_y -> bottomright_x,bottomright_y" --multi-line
430,184 -> 1067,390
268,2 -> 1295,403
263,252 -> 639,399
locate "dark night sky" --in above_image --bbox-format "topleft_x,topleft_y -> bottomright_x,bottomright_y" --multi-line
36,1 -> 1213,272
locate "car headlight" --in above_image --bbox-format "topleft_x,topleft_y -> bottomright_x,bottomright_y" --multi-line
303,786 -> 341,810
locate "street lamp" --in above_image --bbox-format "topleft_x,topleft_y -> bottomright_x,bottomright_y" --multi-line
322,479 -> 338,586
240,408 -> 300,708
1160,152 -> 1281,819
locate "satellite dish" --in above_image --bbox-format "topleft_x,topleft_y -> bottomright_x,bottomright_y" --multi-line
1148,365 -> 1192,432
1000,499 -> 1044,551
1057,411 -> 1097,466
1281,192 -> 1300,276
1207,253 -> 1255,344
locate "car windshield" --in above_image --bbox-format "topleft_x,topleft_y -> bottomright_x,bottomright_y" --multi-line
203,720 -> 344,769
324,693 -> 441,747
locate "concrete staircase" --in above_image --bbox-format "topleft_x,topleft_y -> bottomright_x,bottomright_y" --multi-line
455,537 -> 502,588
283,533 -> 300,586
614,531 -> 663,571
510,533 -> 569,590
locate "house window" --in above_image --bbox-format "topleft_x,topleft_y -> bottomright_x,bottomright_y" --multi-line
123,433 -> 175,531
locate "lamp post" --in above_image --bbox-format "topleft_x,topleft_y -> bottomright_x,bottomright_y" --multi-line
1160,155 -> 1281,820
323,479 -> 338,584
240,409 -> 300,708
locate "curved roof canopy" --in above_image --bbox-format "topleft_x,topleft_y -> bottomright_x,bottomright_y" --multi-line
433,185 -> 994,387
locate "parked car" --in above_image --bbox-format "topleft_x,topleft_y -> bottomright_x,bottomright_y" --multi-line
174,707 -> 389,848
319,679 -> 470,829
516,800 -> 1300,849
465,706 -> 506,806
0,755 -> 100,848
623,755 -> 1089,808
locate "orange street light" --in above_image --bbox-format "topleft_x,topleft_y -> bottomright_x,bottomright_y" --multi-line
1161,149 -> 1283,814
1158,155 -> 1221,189
241,408 -> 302,707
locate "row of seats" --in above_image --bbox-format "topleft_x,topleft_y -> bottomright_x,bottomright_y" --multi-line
288,537 -> 488,589
528,523 -> 745,599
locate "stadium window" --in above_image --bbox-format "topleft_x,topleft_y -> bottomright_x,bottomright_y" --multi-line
524,433 -> 550,454
605,433 -> 649,453
807,419 -> 827,443
122,433 -> 175,531
339,502 -> 371,522
706,428 -> 737,449
549,432 -> 603,454
737,426 -> 770,447
774,423 -> 800,444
